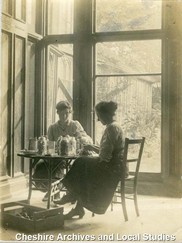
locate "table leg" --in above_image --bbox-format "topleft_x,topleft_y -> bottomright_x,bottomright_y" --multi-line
47,158 -> 52,209
27,159 -> 33,204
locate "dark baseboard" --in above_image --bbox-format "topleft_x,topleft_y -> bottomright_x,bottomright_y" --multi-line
137,177 -> 182,198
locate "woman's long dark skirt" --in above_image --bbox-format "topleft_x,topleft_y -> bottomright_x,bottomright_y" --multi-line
62,157 -> 120,214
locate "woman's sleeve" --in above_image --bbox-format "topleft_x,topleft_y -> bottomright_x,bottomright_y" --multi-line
74,121 -> 93,143
74,121 -> 86,136
99,125 -> 117,163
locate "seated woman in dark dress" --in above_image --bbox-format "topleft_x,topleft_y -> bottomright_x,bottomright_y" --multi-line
55,101 -> 125,219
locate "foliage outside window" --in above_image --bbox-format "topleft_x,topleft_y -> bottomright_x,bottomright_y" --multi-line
94,0 -> 162,173
96,0 -> 162,32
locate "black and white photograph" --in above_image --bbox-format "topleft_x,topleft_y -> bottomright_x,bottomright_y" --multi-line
0,0 -> 182,242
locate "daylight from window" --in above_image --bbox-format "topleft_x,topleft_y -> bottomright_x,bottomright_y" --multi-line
47,44 -> 73,127
95,0 -> 162,173
96,0 -> 161,32
47,0 -> 162,173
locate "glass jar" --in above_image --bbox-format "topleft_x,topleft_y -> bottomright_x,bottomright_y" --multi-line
38,136 -> 48,155
60,136 -> 69,155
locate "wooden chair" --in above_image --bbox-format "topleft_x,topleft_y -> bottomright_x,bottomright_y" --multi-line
111,137 -> 145,221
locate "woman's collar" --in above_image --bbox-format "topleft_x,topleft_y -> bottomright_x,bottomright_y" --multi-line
58,119 -> 71,126
106,120 -> 116,126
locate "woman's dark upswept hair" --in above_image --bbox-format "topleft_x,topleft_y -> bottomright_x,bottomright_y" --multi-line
95,101 -> 118,116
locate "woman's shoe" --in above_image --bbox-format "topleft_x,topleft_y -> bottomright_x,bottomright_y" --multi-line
64,207 -> 85,220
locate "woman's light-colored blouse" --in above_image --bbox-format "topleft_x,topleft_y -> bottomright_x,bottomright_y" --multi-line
99,122 -> 124,164
48,120 -> 92,142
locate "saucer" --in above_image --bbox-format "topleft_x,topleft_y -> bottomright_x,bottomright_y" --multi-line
20,149 -> 38,155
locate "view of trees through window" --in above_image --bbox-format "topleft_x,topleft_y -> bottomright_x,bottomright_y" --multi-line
96,0 -> 161,32
95,0 -> 162,173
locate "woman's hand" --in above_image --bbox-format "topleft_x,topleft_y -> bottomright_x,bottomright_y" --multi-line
83,144 -> 100,153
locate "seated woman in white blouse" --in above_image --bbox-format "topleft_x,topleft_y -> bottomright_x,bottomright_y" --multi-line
33,100 -> 92,201
48,101 -> 92,142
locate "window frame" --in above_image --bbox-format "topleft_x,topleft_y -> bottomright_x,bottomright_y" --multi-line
92,0 -> 165,176
42,0 -> 168,178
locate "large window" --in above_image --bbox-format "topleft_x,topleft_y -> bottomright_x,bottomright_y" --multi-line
1,0 -> 180,183
44,0 -> 162,174
1,0 -> 168,179
94,0 -> 162,173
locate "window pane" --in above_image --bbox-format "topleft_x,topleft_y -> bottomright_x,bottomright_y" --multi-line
95,75 -> 161,173
1,32 -> 11,176
27,0 -> 42,34
47,44 -> 73,127
15,0 -> 26,21
48,0 -> 74,34
14,36 -> 25,173
96,40 -> 161,75
96,0 -> 162,32
25,41 -> 35,142
2,0 -> 12,15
